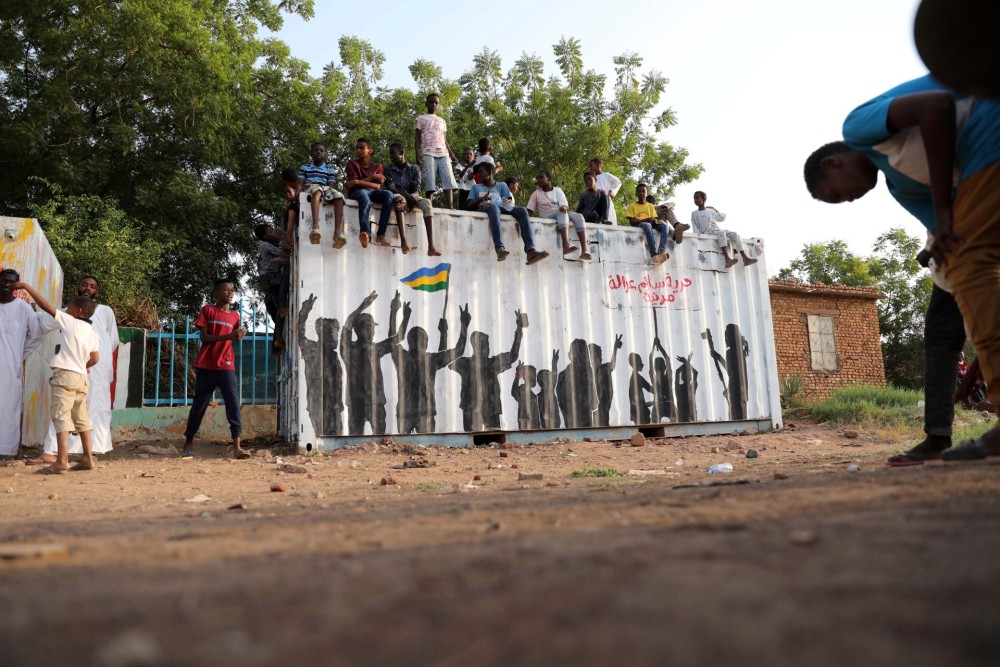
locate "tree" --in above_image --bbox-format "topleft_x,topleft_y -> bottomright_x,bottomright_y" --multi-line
776,230 -> 933,389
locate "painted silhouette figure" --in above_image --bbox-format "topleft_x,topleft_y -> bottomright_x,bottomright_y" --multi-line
391,304 -> 471,433
450,310 -> 527,431
675,352 -> 699,423
536,350 -> 560,429
557,339 -> 599,428
627,352 -> 653,425
341,290 -> 409,435
649,336 -> 678,423
704,325 -> 749,420
298,294 -> 343,436
511,363 -> 541,430
591,335 -> 623,427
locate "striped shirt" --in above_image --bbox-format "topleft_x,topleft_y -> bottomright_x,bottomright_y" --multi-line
299,161 -> 337,186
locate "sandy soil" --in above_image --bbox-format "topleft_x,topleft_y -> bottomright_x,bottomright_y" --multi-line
1,424 -> 999,667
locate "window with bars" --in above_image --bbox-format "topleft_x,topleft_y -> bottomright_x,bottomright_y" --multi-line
807,314 -> 838,371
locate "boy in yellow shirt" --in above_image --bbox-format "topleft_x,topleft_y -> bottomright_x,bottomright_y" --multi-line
626,183 -> 670,264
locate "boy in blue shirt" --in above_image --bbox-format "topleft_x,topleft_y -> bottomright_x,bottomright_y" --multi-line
297,142 -> 346,248
804,74 -> 1000,461
467,163 -> 549,265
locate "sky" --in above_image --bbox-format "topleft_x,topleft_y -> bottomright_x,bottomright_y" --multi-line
273,0 -> 929,275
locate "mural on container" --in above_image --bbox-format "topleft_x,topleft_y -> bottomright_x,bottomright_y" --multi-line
291,207 -> 777,441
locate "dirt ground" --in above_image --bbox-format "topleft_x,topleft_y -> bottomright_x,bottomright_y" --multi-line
1,423 -> 999,667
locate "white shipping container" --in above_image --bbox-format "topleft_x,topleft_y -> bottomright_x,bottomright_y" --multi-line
286,198 -> 781,451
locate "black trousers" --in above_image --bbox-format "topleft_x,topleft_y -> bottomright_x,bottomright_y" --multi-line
184,369 -> 241,439
924,286 -> 966,436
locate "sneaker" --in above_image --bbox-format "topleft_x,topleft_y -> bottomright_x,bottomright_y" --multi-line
725,257 -> 739,268
652,253 -> 668,265
359,232 -> 370,248
496,249 -> 510,262
743,256 -> 758,267
333,235 -> 347,249
526,249 -> 550,265
673,222 -> 690,243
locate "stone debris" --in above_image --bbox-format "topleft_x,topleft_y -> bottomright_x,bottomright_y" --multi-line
726,440 -> 741,451
843,429 -> 859,439
48,493 -> 59,500
380,476 -> 398,486
137,444 -> 175,456
517,472 -> 543,481
628,469 -> 668,476
183,493 -> 212,503
0,543 -> 69,560
280,464 -> 308,474
629,433 -> 646,447
401,459 -> 435,469
710,446 -> 721,454
228,503 -> 247,511
773,472 -> 789,480
847,463 -> 861,472
746,449 -> 759,459
270,483 -> 285,493
499,452 -> 509,458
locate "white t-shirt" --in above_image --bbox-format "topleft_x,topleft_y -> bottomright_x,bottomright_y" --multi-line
691,208 -> 726,234
594,172 -> 622,223
50,309 -> 100,375
526,187 -> 568,216
415,114 -> 448,157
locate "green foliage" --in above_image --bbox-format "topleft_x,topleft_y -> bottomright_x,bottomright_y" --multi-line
805,384 -> 923,426
776,229 -> 932,388
2,13 -> 701,314
570,468 -> 625,478
32,180 -> 169,328
779,373 -> 805,409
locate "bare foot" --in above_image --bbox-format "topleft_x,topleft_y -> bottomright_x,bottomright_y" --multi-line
26,454 -> 57,466
375,235 -> 391,247
562,245 -> 579,255
427,247 -> 442,257
725,257 -> 739,268
333,235 -> 347,249
71,457 -> 96,471
580,252 -> 593,261
743,256 -> 758,266
39,464 -> 68,475
309,228 -> 321,244
401,244 -> 411,254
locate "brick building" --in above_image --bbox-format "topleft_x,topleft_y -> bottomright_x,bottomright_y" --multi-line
768,280 -> 885,398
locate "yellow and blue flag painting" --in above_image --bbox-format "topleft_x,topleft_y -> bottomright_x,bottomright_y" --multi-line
400,263 -> 450,293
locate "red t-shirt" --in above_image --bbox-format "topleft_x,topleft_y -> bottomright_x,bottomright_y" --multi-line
193,304 -> 240,371
345,160 -> 384,195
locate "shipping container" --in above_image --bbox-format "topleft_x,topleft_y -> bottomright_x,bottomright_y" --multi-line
285,199 -> 781,451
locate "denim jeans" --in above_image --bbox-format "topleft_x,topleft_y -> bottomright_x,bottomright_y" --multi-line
185,369 -> 241,439
638,220 -> 670,255
924,285 -> 966,436
478,204 -> 536,253
351,188 -> 393,237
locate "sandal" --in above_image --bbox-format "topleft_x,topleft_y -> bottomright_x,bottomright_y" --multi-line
234,449 -> 252,460
886,439 -> 950,467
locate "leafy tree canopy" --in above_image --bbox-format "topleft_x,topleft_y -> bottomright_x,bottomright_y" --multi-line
1,11 -> 701,317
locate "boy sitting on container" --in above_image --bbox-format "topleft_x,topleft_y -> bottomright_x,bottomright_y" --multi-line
297,142 -> 346,248
691,191 -> 756,268
467,162 -> 549,265
627,183 -> 670,265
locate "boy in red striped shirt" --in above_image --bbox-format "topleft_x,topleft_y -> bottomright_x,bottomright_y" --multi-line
181,280 -> 248,459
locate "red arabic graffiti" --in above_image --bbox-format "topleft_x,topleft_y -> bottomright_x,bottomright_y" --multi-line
607,272 -> 694,306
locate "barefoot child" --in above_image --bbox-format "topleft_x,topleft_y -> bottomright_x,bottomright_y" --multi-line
15,282 -> 99,474
385,142 -> 442,256
414,93 -> 460,208
455,147 -> 477,210
691,191 -> 756,268
181,280 -> 248,460
297,142 -> 346,248
526,170 -> 591,260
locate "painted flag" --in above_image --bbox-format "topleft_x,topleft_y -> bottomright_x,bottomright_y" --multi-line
400,263 -> 450,293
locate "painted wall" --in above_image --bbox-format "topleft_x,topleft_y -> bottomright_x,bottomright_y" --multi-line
0,217 -> 63,447
112,327 -> 146,409
111,405 -> 276,442
288,199 -> 782,451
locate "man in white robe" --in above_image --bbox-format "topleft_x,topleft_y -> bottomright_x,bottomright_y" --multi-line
0,269 -> 44,457
588,157 -> 623,225
38,276 -> 119,460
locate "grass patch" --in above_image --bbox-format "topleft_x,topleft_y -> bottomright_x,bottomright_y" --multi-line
415,482 -> 444,492
805,384 -> 923,427
954,408 -> 995,443
570,468 -> 625,478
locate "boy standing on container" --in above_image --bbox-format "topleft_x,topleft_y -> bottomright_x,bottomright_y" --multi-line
14,281 -> 99,474
588,158 -> 622,225
181,280 -> 248,460
297,142 -> 347,248
576,172 -> 611,224
414,93 -> 460,208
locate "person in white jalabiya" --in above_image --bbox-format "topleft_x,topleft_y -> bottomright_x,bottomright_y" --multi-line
0,268 -> 44,458
33,276 -> 119,463
588,157 -> 623,225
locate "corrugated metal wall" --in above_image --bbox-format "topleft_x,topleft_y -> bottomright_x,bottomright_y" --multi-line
287,199 -> 781,450
0,217 -> 64,446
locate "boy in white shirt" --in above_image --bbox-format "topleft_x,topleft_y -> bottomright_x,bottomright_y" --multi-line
526,170 -> 591,260
691,191 -> 757,268
588,158 -> 622,225
414,92 -> 460,208
16,282 -> 100,474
